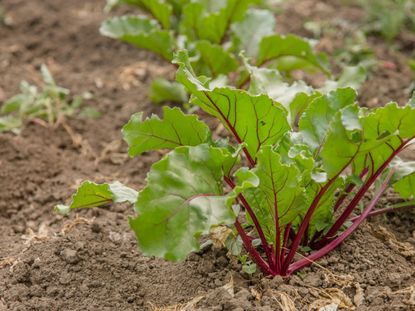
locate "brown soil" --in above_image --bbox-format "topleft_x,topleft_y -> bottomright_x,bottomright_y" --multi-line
0,0 -> 414,310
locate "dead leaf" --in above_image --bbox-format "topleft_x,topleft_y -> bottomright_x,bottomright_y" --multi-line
310,288 -> 354,311
148,295 -> 204,311
318,303 -> 338,311
21,222 -> 49,245
0,257 -> 16,269
222,275 -> 235,297
353,282 -> 364,307
94,140 -> 126,166
61,214 -> 95,234
323,288 -> 354,309
272,291 -> 298,311
323,270 -> 354,288
251,288 -> 262,301
210,226 -> 233,249
391,285 -> 415,306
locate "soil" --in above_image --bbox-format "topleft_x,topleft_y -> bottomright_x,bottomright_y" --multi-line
0,0 -> 414,310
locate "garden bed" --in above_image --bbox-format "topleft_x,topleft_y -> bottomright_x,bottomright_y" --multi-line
0,0 -> 414,310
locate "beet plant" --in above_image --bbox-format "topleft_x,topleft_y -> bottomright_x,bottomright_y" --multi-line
58,51 -> 415,276
100,0 -> 336,104
358,0 -> 415,41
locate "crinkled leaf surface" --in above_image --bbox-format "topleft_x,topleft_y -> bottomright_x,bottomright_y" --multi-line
129,144 -> 237,261
361,102 -> 415,140
297,88 -> 365,178
100,15 -> 174,60
122,106 -> 210,156
237,146 -> 306,243
231,8 -> 275,58
320,105 -> 362,178
245,63 -> 312,108
55,181 -> 138,215
257,34 -> 328,74
175,51 -> 290,159
276,137 -> 345,236
299,88 -> 357,151
353,102 -> 415,175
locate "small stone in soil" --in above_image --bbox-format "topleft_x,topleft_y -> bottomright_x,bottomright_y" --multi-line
46,286 -> 60,297
91,222 -> 101,233
59,272 -> 71,285
214,279 -> 222,287
303,273 -> 322,287
270,275 -> 284,288
60,248 -> 79,264
216,255 -> 228,267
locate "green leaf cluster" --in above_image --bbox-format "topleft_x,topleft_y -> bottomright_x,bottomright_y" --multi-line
0,65 -> 99,134
56,1 -> 415,276
100,0 -> 333,104
358,0 -> 415,41
59,53 -> 415,271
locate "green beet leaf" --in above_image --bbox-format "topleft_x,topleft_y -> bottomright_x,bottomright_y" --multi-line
306,177 -> 344,235
100,15 -> 175,60
391,159 -> 415,199
299,88 -> 357,151
57,80 -> 415,276
175,51 -> 290,159
0,115 -> 22,134
193,40 -> 238,76
244,61 -> 312,108
238,146 -> 306,243
257,34 -> 329,74
321,66 -> 367,93
129,144 -> 237,261
353,102 -> 415,176
149,78 -> 188,104
394,171 -> 415,199
105,0 -> 173,29
320,105 -> 362,178
231,8 -> 276,58
122,106 -> 210,157
179,0 -> 254,44
55,181 -> 138,215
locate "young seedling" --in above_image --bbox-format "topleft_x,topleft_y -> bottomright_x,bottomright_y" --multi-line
58,52 -> 415,276
0,65 -> 98,135
358,0 -> 415,41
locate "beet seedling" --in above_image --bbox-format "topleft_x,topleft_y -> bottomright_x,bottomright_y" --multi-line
0,65 -> 98,134
58,51 -> 415,276
358,0 -> 415,41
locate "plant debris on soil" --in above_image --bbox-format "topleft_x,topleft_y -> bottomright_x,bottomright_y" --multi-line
0,0 -> 414,310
